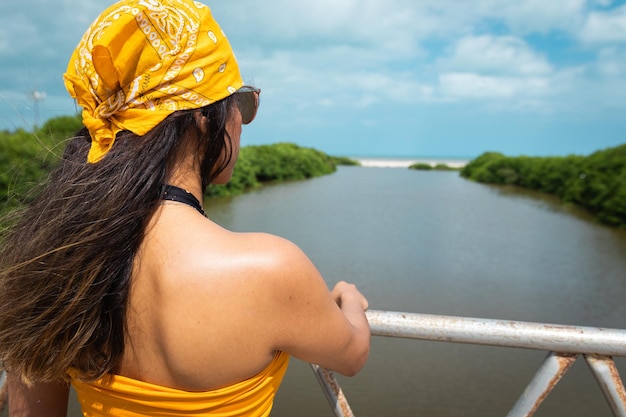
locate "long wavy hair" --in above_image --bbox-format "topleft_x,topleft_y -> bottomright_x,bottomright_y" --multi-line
0,95 -> 237,384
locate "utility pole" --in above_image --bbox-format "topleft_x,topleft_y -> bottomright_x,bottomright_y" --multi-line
30,90 -> 46,128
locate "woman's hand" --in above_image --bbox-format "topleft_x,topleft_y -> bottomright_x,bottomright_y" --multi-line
331,281 -> 369,310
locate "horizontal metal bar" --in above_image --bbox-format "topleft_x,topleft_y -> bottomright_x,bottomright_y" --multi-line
366,310 -> 626,356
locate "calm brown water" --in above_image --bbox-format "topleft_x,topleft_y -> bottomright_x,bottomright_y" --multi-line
9,166 -> 626,417
206,166 -> 626,417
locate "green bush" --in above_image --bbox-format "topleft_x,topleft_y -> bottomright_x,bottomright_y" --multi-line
207,143 -> 339,197
409,162 -> 460,171
331,156 -> 360,166
242,143 -> 336,182
461,144 -> 626,228
0,116 -> 345,208
433,163 -> 458,171
409,163 -> 433,170
205,148 -> 260,198
35,114 -> 83,144
0,123 -> 74,212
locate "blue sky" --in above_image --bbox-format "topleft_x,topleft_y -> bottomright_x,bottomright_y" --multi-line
1,0 -> 625,159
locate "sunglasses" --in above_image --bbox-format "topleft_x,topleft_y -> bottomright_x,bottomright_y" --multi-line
235,86 -> 261,125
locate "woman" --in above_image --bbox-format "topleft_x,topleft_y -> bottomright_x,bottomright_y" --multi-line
0,1 -> 370,416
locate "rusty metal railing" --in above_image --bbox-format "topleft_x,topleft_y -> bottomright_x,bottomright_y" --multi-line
0,367 -> 6,412
312,310 -> 626,417
1,310 -> 625,416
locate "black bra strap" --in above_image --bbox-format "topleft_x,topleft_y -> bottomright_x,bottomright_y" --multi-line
162,184 -> 206,216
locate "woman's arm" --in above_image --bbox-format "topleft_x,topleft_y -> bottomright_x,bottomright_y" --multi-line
7,373 -> 69,417
257,236 -> 371,376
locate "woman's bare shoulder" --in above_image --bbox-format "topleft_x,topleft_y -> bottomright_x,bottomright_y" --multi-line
146,208 -> 306,269
211,230 -> 321,288
180,215 -> 313,271
151,211 -> 321,293
140,208 -> 327,320
178,224 -> 327,312
229,231 -> 310,264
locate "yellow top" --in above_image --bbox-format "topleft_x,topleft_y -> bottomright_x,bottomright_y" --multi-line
64,0 -> 244,163
69,352 -> 289,417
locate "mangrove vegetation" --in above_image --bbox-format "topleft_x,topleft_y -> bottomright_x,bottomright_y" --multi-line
206,142 -> 352,197
2,115 -> 624,229
461,144 -> 626,228
409,162 -> 460,171
0,115 -> 352,217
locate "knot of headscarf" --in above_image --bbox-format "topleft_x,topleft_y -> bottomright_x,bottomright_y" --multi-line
64,0 -> 244,163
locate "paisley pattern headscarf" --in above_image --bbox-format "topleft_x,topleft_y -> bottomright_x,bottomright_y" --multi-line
64,0 -> 244,163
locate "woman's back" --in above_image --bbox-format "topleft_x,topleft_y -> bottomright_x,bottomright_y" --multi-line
120,203 -> 285,390
119,199 -> 369,392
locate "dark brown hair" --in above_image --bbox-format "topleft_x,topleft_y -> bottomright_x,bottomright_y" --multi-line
0,95 -> 237,384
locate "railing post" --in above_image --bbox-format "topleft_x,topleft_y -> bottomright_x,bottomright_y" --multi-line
310,364 -> 355,417
507,352 -> 577,417
585,355 -> 626,417
0,369 -> 7,413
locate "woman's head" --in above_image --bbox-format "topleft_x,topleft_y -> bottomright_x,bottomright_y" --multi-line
64,0 -> 246,164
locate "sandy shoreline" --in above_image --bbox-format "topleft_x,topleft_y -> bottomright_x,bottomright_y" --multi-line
352,157 -> 468,168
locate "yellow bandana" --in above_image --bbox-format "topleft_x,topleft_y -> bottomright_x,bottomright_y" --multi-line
64,0 -> 244,163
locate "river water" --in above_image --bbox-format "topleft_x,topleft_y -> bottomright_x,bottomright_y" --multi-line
15,165 -> 625,417
206,166 -> 626,417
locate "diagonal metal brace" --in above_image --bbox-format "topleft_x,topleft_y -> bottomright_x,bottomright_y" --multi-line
310,364 -> 355,417
585,354 -> 626,417
507,352 -> 577,417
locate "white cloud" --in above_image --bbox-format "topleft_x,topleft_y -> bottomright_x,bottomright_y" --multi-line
222,3 -> 411,61
1,0 -> 625,137
227,0 -> 626,121
213,0 -> 597,121
220,0 -> 588,56
581,4 -> 626,43
596,46 -> 626,76
241,47 -> 429,110
438,73 -> 550,100
440,35 -> 553,76
483,0 -> 586,34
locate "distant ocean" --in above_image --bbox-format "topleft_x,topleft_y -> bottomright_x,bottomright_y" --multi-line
351,156 -> 469,168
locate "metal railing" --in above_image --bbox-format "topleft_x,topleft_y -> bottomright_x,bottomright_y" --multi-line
1,310 -> 625,416
0,367 -> 6,412
313,310 -> 626,417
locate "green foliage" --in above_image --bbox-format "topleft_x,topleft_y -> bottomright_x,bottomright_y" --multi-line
0,118 -> 79,213
205,148 -> 260,198
207,143 -> 339,197
0,116 -> 356,210
409,163 -> 433,170
243,142 -> 336,182
331,156 -> 360,166
461,144 -> 626,228
35,114 -> 83,145
434,163 -> 458,171
409,162 -> 460,171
